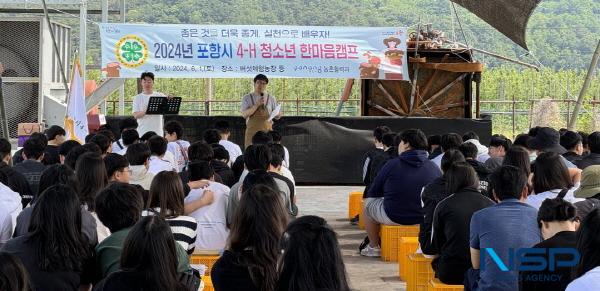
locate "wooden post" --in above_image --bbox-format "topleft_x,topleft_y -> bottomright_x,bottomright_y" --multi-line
568,40 -> 600,130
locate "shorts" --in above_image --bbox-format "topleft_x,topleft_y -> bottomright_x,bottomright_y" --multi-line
364,197 -> 399,225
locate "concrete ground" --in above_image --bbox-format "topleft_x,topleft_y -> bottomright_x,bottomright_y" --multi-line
296,186 -> 407,291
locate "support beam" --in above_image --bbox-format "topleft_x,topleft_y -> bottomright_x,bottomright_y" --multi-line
0,8 -> 120,14
568,40 -> 600,130
421,73 -> 466,108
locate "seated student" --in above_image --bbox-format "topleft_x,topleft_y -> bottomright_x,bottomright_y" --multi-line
184,161 -> 230,250
13,134 -> 47,207
226,169 -> 278,227
0,138 -> 32,208
484,134 -> 512,171
513,133 -> 537,162
92,216 -> 198,291
276,215 -> 350,291
203,128 -> 221,145
210,143 -> 236,187
94,183 -> 191,278
215,120 -> 243,165
574,165 -> 600,219
431,133 -> 463,169
43,125 -> 66,165
520,198 -> 579,291
428,135 -> 442,160
165,120 -> 190,172
466,165 -> 542,291
76,153 -> 111,242
502,146 -> 532,178
270,143 -> 295,185
63,143 -> 102,170
0,171 -> 22,248
269,130 -> 290,167
212,185 -> 289,291
111,117 -> 138,153
147,136 -> 176,175
362,126 -> 390,195
104,153 -> 132,183
529,127 -> 577,168
561,130 -> 584,163
142,130 -> 177,168
12,164 -> 98,245
144,171 -> 198,255
361,129 -> 441,257
364,132 -> 398,198
566,208 -> 600,290
430,162 -> 494,284
576,131 -> 600,170
1,185 -> 95,291
89,133 -> 113,157
235,131 -> 274,183
527,152 -> 582,210
116,129 -> 139,155
463,131 -> 490,163
125,143 -> 155,190
420,149 -> 466,255
459,142 -> 492,197
268,143 -> 297,216
0,252 -> 30,291
179,141 -> 225,188
11,133 -> 46,165
58,140 -> 81,164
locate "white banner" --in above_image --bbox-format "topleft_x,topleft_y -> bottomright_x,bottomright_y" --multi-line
100,23 -> 409,80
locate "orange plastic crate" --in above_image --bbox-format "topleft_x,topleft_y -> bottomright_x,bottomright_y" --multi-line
380,224 -> 420,261
398,237 -> 419,281
428,278 -> 464,291
406,253 -> 434,291
202,276 -> 214,291
348,191 -> 363,219
190,253 -> 220,275
358,201 -> 366,229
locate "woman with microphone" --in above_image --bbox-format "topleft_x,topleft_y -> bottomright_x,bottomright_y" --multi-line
240,74 -> 282,148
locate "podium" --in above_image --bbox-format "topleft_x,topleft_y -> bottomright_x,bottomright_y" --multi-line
146,96 -> 181,115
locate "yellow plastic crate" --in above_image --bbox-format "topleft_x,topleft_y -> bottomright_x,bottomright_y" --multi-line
380,224 -> 420,262
190,253 -> 220,275
348,191 -> 363,219
202,276 -> 214,291
428,278 -> 464,291
358,201 -> 366,230
406,253 -> 434,291
398,237 -> 419,281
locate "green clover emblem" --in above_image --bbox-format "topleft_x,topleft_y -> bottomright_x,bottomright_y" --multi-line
121,40 -> 144,62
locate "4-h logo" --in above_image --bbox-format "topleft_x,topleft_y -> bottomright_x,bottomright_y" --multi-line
115,35 -> 148,68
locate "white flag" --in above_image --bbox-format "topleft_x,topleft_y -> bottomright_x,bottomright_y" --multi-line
64,60 -> 88,143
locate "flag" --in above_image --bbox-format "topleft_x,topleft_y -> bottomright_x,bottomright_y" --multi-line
64,59 -> 88,143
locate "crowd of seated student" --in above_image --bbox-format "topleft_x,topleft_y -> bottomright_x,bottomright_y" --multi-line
360,125 -> 600,290
0,119 -> 351,291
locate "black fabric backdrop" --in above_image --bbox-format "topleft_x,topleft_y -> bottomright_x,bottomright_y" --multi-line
106,116 -> 492,185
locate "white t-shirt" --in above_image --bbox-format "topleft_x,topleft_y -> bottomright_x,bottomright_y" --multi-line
148,155 -> 176,175
167,140 -> 191,172
184,182 -> 230,250
111,139 -> 125,153
526,188 -> 584,210
567,266 -> 600,291
219,140 -> 243,166
283,145 -> 290,168
132,91 -> 166,136
116,146 -> 128,156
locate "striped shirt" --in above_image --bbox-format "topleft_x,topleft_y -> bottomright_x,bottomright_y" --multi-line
142,208 -> 198,254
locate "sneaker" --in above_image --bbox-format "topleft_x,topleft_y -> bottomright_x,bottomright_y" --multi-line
360,244 -> 381,257
350,215 -> 359,225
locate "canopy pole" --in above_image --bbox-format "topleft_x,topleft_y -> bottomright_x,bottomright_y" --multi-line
568,39 -> 600,130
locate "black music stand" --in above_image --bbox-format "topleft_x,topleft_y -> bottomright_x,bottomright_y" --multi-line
146,96 -> 181,115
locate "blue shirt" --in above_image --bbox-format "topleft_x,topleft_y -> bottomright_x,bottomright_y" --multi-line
368,150 -> 441,224
470,199 -> 542,291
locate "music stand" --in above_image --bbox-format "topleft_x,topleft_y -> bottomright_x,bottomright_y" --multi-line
146,96 -> 181,115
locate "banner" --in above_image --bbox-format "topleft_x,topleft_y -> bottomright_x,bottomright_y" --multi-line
100,23 -> 408,80
64,60 -> 88,143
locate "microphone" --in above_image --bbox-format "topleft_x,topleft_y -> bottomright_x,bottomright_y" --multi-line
260,93 -> 264,97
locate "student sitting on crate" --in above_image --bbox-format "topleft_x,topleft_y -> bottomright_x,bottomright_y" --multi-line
361,129 -> 441,257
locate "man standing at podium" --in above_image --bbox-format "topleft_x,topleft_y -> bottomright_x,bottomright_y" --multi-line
132,72 -> 168,136
241,74 -> 282,148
